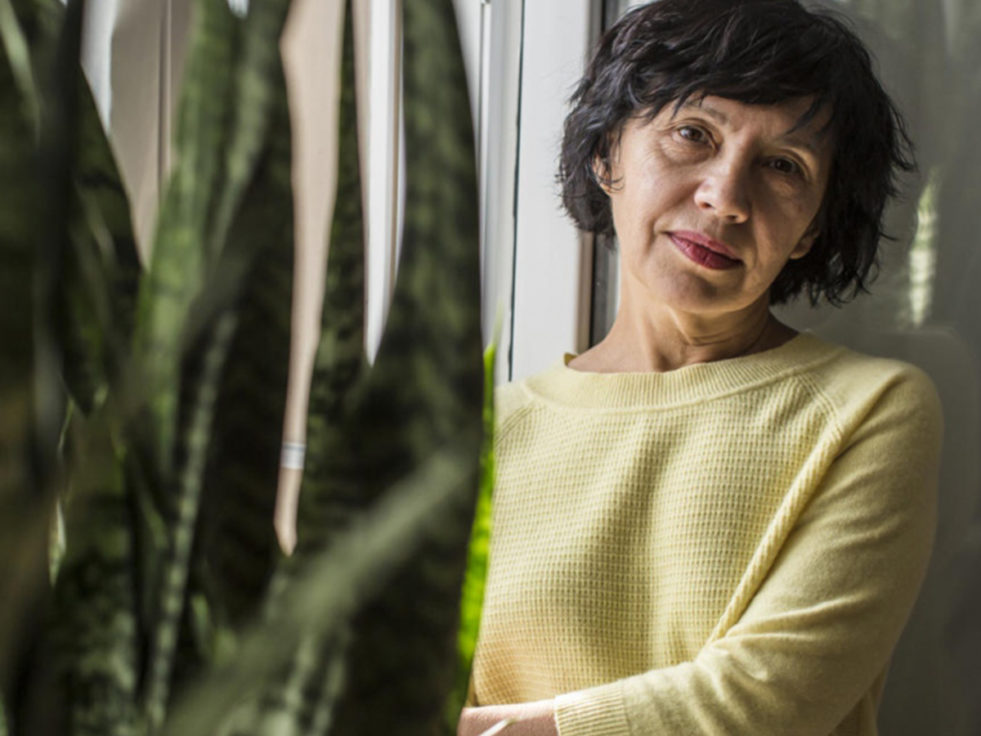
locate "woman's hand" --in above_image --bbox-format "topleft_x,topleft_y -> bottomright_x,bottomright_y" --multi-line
457,699 -> 558,736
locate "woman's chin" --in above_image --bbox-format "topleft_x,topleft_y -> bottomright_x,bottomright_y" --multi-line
640,271 -> 751,318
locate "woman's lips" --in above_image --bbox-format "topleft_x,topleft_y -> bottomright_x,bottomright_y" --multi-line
668,232 -> 741,270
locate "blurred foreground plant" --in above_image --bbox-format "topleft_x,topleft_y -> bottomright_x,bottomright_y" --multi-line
0,0 -> 491,734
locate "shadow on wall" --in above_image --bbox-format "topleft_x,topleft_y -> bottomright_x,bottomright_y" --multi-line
777,2 -> 981,734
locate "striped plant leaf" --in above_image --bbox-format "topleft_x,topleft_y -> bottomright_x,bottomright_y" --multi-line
31,0 -> 81,501
0,0 -> 37,130
190,0 -> 295,634
3,0 -> 483,734
205,0 -> 293,270
0,0 -> 80,729
16,3 -> 148,735
0,503 -> 52,734
160,435 -> 481,736
132,0 -> 238,475
47,406 -> 142,736
0,0 -> 39,521
252,4 -> 363,729
320,0 -> 484,732
56,68 -> 142,415
294,0 -> 366,555
0,2 -> 41,727
266,0 -> 482,729
143,312 -> 238,732
13,0 -> 143,419
141,0 -> 295,723
131,0 -> 241,723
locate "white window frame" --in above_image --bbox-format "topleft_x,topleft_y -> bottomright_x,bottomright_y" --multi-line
365,0 -> 507,369
366,0 -> 601,384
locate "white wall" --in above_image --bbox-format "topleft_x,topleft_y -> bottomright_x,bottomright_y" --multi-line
508,0 -> 597,380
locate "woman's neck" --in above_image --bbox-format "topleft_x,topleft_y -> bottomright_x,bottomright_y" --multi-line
569,301 -> 797,374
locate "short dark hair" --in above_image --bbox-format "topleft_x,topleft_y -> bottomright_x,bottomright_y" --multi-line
558,0 -> 914,305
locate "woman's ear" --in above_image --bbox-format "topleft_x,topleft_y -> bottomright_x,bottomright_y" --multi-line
592,155 -> 613,195
790,221 -> 820,259
592,130 -> 625,195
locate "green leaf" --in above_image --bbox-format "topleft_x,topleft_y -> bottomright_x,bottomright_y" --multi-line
48,407 -> 143,736
275,0 -> 482,729
161,435 -> 481,736
133,0 -> 239,473
130,0 -> 242,724
56,70 -> 142,415
15,0 -> 142,421
0,0 -> 38,132
140,0 -> 295,722
254,4 -> 363,727
143,313 -> 238,732
0,0 -> 76,725
294,0 -> 366,555
206,0 -> 293,267
0,13 -> 36,719
321,0 -> 484,731
444,340 -> 498,731
190,0 -> 295,633
0,0 -> 39,499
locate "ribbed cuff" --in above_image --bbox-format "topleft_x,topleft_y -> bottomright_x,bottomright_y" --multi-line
554,680 -> 632,736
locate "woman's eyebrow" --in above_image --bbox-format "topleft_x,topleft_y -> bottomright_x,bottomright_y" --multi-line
675,99 -> 728,124
778,131 -> 824,157
677,99 -> 825,157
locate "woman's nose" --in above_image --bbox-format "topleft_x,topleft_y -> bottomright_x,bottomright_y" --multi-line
694,159 -> 751,224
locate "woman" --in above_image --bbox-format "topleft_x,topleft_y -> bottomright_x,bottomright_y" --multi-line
459,1 -> 942,735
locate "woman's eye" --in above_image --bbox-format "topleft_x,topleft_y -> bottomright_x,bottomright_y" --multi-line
768,157 -> 801,175
677,126 -> 708,143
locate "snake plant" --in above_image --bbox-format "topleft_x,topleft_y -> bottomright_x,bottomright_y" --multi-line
0,0 -> 490,734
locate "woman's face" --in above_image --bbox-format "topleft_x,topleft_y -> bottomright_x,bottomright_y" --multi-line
600,95 -> 833,320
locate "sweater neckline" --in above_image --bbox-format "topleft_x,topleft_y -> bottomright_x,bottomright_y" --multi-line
524,332 -> 841,409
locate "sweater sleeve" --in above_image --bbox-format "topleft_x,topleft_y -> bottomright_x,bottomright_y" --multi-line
553,368 -> 943,736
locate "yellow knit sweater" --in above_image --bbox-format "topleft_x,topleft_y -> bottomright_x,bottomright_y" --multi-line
471,333 -> 942,735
